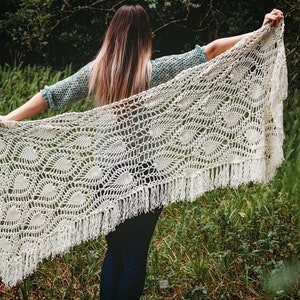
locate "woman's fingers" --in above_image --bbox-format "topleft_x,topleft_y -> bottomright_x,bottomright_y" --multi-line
272,8 -> 283,16
263,9 -> 283,27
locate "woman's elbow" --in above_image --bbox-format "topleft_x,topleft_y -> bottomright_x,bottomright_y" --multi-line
204,41 -> 218,61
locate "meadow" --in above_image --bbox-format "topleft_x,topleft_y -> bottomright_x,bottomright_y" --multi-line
0,64 -> 299,299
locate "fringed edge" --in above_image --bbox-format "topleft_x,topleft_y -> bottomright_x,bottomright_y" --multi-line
0,158 -> 273,288
265,21 -> 287,181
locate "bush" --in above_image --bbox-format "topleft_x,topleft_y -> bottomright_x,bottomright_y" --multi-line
1,0 -> 298,84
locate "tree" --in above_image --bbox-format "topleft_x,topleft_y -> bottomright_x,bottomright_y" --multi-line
0,0 -> 299,88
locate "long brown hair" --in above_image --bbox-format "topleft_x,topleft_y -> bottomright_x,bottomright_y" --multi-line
89,4 -> 152,106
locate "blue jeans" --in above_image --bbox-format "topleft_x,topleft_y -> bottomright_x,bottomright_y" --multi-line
100,207 -> 162,299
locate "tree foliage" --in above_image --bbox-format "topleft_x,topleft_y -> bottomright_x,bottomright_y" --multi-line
0,0 -> 299,87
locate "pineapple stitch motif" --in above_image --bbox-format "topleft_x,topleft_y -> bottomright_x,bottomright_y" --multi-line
0,22 -> 287,287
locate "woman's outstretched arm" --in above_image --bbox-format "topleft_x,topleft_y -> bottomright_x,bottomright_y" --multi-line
0,63 -> 91,122
0,92 -> 47,121
205,8 -> 283,61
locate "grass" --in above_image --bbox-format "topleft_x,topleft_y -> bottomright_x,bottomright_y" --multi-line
0,65 -> 299,299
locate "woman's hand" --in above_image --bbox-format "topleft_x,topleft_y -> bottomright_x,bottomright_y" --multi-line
0,115 -> 16,127
263,9 -> 283,28
0,115 -> 10,123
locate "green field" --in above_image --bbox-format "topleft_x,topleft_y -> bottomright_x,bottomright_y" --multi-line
0,65 -> 299,299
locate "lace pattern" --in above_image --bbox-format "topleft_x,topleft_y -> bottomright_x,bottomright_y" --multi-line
0,23 -> 287,287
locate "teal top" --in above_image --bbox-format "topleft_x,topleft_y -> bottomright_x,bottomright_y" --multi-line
41,45 -> 206,111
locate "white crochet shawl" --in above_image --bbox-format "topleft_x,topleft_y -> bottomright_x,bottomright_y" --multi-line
0,22 -> 287,286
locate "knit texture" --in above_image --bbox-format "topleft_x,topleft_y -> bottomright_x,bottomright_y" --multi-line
40,45 -> 206,110
0,22 -> 287,287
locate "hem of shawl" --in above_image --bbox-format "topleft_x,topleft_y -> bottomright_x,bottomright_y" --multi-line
0,157 -> 281,288
162,157 -> 279,206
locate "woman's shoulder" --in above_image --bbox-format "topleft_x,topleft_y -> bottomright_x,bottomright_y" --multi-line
150,45 -> 206,87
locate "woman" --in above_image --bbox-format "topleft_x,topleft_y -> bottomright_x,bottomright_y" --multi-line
0,4 -> 283,299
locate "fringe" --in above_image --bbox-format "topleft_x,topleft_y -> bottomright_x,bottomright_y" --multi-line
1,158 -> 273,287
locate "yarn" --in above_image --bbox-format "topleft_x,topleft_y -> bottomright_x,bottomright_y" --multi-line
0,22 -> 287,287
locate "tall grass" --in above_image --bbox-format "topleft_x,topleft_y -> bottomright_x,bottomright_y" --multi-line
0,65 -> 299,299
0,64 -> 93,118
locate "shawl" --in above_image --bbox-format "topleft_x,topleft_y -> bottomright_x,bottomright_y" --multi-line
0,22 -> 287,287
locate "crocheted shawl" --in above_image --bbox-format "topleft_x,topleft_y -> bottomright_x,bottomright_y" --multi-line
0,22 -> 287,286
